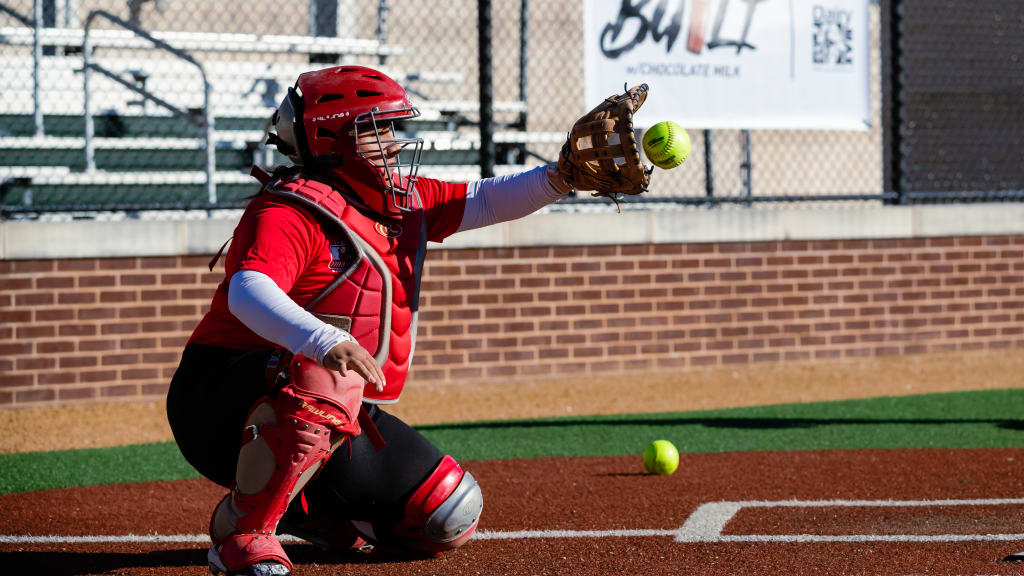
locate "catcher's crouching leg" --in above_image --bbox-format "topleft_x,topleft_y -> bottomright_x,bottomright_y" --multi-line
355,455 -> 483,555
208,357 -> 363,576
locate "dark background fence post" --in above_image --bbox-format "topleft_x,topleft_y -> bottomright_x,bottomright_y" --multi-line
376,0 -> 390,66
477,0 -> 495,179
515,0 -> 529,165
742,130 -> 752,206
518,0 -> 528,131
703,129 -> 715,202
881,0 -> 905,205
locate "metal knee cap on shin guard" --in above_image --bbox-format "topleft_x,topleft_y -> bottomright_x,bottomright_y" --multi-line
423,468 -> 482,546
388,455 -> 483,553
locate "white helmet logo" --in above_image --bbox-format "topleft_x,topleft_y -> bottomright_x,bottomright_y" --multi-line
311,111 -> 351,122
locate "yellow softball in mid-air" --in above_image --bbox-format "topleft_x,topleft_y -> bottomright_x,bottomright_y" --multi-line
642,121 -> 691,170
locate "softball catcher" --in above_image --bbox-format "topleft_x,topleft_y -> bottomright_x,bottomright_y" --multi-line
166,65 -> 650,576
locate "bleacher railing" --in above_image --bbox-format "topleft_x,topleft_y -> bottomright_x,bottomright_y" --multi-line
83,9 -> 216,203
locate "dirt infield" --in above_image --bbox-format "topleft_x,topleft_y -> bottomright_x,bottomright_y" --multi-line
3,448 -> 1024,575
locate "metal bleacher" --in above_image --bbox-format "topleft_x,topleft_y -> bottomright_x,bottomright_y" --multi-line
1,17 -> 553,214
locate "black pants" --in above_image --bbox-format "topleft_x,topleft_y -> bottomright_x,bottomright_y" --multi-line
166,344 -> 444,529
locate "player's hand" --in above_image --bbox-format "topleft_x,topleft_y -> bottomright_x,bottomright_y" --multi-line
323,341 -> 386,392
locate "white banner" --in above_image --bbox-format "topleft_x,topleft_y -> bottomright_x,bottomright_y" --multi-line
583,0 -> 871,130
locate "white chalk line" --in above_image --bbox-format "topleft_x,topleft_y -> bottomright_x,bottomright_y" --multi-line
0,531 -> 679,545
676,498 -> 1024,543
717,534 -> 1024,543
3,530 -> 1024,545
0,534 -> 303,544
4,498 -> 1024,546
473,529 -> 677,540
720,498 -> 1024,508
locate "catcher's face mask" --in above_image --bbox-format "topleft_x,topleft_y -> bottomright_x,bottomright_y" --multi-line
268,66 -> 424,216
353,106 -> 423,213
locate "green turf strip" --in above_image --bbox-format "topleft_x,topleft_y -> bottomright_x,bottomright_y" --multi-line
1,389 -> 1021,494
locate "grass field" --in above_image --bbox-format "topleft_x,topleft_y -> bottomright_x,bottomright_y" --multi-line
3,388 -> 1021,495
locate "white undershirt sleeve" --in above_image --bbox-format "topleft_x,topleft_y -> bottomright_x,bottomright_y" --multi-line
227,269 -> 356,364
456,164 -> 565,233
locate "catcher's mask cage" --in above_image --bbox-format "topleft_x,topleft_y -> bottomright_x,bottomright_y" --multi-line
353,105 -> 424,213
267,66 -> 425,214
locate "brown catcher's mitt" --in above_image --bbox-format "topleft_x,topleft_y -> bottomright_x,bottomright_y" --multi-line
557,83 -> 652,208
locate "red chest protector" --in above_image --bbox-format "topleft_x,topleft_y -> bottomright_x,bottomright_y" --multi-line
267,176 -> 427,404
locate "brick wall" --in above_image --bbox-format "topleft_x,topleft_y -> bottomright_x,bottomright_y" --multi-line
1,235 -> 1022,408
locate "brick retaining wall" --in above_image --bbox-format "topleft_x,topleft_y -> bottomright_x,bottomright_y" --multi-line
1,235 -> 1022,408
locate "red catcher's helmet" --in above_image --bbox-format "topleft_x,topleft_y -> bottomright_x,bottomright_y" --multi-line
269,66 -> 424,215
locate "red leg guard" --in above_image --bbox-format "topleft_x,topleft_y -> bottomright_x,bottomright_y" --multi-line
210,356 -> 365,573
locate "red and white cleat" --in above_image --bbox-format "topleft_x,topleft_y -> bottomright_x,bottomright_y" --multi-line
205,537 -> 290,573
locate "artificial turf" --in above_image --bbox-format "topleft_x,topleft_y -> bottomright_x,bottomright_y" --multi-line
1,388 -> 1021,495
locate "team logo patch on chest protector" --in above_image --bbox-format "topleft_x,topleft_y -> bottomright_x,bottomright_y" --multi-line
328,243 -> 358,272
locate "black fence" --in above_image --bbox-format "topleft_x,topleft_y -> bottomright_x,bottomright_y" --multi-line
0,0 -> 1021,216
880,0 -> 1024,204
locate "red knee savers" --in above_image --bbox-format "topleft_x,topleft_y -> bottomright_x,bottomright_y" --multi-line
393,455 -> 483,553
405,456 -> 465,525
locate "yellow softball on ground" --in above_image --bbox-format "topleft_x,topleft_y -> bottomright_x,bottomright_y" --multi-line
642,121 -> 691,169
642,440 -> 680,475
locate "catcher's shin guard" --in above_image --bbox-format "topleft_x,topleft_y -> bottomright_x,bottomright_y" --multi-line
209,356 -> 363,575
355,455 -> 482,554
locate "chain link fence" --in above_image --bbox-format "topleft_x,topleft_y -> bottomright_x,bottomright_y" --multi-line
0,0 -> 1017,216
2,0 -> 498,213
